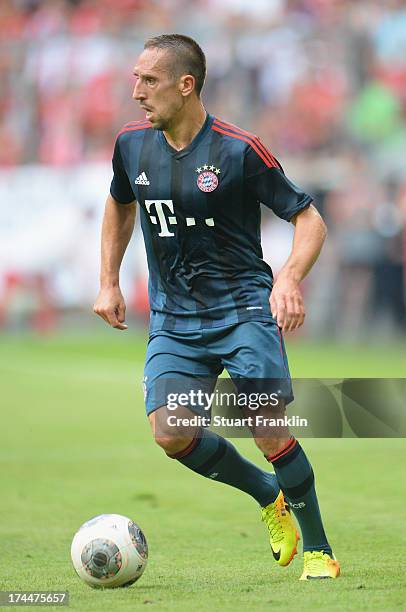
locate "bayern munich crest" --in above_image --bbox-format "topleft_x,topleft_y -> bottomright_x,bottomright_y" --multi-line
196,164 -> 220,193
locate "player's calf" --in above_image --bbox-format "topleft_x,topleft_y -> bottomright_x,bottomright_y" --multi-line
148,411 -> 282,507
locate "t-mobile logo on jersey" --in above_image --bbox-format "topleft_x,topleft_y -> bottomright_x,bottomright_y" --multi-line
145,200 -> 215,237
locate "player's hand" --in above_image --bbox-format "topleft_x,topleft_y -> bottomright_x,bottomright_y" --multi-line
270,273 -> 305,333
93,286 -> 128,330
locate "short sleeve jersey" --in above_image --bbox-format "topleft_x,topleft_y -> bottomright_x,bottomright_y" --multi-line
110,114 -> 312,332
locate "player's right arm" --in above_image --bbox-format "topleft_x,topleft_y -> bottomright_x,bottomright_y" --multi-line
94,134 -> 137,330
93,194 -> 136,330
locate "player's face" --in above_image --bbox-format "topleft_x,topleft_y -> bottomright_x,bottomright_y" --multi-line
132,48 -> 186,131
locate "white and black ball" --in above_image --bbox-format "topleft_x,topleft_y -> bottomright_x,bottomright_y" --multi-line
71,514 -> 148,588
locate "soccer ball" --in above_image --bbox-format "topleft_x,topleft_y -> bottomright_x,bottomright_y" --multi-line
71,514 -> 148,588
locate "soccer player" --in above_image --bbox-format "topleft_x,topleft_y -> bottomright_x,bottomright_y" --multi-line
94,34 -> 340,580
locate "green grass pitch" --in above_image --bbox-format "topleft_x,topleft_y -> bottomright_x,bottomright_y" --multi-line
0,332 -> 405,611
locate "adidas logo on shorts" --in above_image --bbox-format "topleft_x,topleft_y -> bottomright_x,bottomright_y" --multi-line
134,172 -> 150,186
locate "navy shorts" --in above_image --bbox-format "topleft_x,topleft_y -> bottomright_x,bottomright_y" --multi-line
143,321 -> 293,416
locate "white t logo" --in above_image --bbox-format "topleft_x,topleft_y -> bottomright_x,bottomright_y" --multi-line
145,200 -> 177,237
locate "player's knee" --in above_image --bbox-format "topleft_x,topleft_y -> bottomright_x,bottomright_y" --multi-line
254,436 -> 290,457
153,434 -> 193,456
152,434 -> 174,453
148,407 -> 197,456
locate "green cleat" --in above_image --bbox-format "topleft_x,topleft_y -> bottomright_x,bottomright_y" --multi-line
299,551 -> 341,580
261,490 -> 300,567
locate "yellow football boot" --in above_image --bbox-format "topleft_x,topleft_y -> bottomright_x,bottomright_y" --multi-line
261,490 -> 299,566
299,551 -> 341,580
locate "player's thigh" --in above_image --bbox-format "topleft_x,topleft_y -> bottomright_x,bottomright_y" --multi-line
221,321 -> 291,380
221,321 -> 293,439
144,332 -> 221,436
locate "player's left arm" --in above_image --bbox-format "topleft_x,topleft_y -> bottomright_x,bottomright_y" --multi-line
244,144 -> 327,333
270,204 -> 327,332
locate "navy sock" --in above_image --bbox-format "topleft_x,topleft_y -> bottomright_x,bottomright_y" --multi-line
170,428 -> 279,507
267,437 -> 332,555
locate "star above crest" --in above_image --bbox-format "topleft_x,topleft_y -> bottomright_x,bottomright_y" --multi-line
195,164 -> 221,175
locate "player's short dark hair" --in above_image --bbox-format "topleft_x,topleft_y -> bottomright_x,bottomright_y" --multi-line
144,34 -> 206,96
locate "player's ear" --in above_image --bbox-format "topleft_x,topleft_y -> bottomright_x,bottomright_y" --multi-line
179,74 -> 195,97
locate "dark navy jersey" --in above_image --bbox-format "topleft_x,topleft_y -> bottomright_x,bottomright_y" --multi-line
110,113 -> 312,332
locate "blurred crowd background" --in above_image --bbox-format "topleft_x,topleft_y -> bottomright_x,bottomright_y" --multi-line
1,0 -> 405,339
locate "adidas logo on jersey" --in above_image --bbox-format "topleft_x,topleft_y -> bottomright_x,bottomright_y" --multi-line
134,172 -> 150,185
